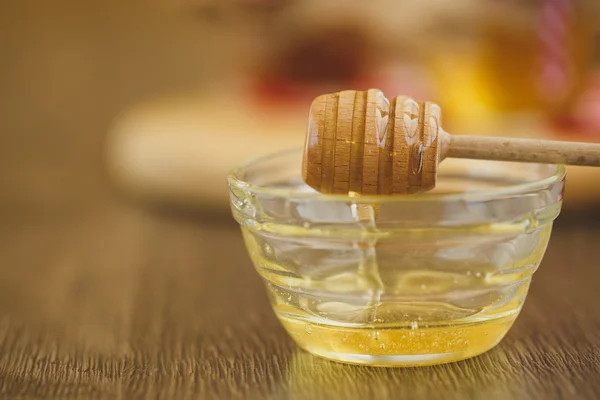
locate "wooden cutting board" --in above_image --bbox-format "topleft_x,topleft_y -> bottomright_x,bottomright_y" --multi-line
106,94 -> 600,210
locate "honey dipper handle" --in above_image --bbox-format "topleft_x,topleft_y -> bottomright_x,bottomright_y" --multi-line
446,134 -> 600,166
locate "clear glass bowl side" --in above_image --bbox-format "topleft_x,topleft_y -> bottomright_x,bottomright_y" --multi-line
228,149 -> 565,366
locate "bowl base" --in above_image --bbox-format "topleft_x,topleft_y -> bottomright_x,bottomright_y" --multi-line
278,311 -> 518,367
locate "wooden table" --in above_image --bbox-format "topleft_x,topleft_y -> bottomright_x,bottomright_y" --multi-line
0,197 -> 599,399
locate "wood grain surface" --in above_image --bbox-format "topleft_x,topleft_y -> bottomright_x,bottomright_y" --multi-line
302,91 -> 442,195
0,1 -> 599,399
446,134 -> 600,167
0,200 -> 599,399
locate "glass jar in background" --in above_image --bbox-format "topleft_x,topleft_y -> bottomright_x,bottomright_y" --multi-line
183,0 -> 598,134
427,0 -> 598,133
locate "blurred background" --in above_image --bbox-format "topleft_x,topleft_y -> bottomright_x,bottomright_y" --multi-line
0,3 -> 600,395
2,0 -> 600,217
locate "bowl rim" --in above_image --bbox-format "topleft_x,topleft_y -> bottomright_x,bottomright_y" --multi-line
227,148 -> 566,203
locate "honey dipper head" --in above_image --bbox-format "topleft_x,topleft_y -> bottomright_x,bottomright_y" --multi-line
302,89 -> 443,195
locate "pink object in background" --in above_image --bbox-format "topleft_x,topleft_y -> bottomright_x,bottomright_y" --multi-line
537,0 -> 572,102
552,74 -> 600,139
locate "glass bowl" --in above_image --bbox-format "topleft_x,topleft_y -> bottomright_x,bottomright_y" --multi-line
228,149 -> 565,367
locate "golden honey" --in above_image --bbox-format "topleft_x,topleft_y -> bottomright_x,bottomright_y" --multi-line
278,309 -> 518,367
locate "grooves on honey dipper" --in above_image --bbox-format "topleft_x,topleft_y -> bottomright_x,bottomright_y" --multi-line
302,89 -> 440,196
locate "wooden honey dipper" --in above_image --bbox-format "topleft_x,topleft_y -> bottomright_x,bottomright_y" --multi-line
302,89 -> 600,195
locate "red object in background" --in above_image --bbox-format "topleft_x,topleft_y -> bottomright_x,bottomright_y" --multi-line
250,64 -> 432,111
250,75 -> 373,109
552,75 -> 600,141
